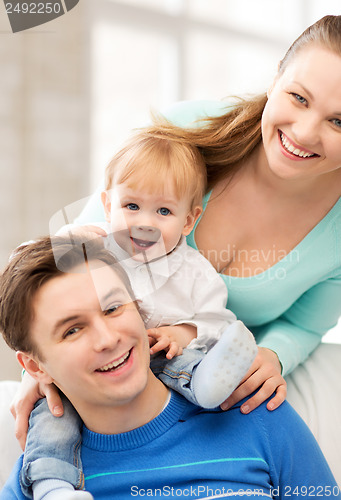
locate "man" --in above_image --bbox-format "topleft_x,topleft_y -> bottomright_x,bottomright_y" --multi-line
0,236 -> 339,499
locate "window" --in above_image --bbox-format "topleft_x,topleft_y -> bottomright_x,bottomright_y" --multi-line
89,0 -> 341,187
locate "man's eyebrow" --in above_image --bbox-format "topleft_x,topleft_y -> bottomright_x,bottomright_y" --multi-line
100,287 -> 129,306
52,315 -> 82,336
51,287 -> 129,335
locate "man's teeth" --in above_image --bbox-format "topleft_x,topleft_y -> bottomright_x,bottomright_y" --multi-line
97,352 -> 130,372
280,133 -> 315,158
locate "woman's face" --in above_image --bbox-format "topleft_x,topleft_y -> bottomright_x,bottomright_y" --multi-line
261,45 -> 341,182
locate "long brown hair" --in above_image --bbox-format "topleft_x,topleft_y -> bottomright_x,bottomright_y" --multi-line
154,15 -> 341,192
154,93 -> 267,192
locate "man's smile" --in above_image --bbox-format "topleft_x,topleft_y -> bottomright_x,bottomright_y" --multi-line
96,349 -> 132,373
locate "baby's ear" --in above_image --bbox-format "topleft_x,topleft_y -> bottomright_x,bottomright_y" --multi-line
182,206 -> 202,236
16,351 -> 53,385
101,191 -> 111,223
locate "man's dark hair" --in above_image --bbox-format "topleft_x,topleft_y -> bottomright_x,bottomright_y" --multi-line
0,235 -> 135,358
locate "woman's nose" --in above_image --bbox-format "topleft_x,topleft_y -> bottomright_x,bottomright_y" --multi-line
292,113 -> 320,149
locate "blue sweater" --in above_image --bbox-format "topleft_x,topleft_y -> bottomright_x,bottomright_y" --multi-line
2,392 -> 340,499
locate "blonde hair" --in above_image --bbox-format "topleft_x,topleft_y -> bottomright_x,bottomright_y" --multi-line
105,126 -> 207,209
151,15 -> 341,192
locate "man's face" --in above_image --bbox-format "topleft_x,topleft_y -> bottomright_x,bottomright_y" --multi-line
29,261 -> 151,424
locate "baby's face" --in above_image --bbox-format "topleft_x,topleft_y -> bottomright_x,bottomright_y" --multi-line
103,181 -> 195,262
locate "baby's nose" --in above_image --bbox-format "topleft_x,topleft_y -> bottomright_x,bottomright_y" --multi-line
130,226 -> 161,242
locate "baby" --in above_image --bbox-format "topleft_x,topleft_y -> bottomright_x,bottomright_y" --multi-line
21,127 -> 257,500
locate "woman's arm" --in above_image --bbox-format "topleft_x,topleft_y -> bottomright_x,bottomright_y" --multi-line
257,274 -> 341,376
223,273 -> 341,413
73,180 -> 106,226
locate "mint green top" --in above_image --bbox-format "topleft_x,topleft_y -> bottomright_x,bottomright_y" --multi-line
75,100 -> 341,376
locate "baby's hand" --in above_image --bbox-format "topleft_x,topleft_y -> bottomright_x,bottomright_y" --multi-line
56,224 -> 107,239
220,347 -> 287,413
10,371 -> 63,450
148,324 -> 197,359
148,327 -> 183,360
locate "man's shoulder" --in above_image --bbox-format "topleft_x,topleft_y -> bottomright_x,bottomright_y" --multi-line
182,395 -> 303,438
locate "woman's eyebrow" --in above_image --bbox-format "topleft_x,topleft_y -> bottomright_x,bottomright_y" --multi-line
292,81 -> 314,101
292,82 -> 341,115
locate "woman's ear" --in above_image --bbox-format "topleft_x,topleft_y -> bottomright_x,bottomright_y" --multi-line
182,206 -> 202,236
16,351 -> 53,385
101,191 -> 112,223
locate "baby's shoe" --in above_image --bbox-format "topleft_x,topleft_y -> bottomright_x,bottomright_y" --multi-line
33,479 -> 94,500
192,320 -> 257,408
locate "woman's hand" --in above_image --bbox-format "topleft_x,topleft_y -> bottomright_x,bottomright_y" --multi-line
56,224 -> 107,238
10,371 -> 64,450
220,347 -> 287,413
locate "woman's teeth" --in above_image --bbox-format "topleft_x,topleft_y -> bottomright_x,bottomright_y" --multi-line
280,133 -> 315,158
97,351 -> 130,372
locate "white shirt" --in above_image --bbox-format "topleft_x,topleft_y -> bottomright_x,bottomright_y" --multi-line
102,224 -> 236,353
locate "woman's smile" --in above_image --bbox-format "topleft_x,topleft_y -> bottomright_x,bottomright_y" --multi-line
278,130 -> 319,160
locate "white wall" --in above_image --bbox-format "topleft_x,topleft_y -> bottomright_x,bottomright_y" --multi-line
0,2 -> 91,380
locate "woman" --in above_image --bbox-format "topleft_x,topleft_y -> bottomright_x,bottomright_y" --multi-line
11,14 -> 341,442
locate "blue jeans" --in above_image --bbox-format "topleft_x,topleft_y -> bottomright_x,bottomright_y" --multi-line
150,348 -> 204,406
21,349 -> 204,497
20,395 -> 84,498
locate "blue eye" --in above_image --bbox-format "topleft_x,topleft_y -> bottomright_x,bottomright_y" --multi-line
331,118 -> 341,128
126,203 -> 139,211
158,207 -> 171,216
292,93 -> 307,105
